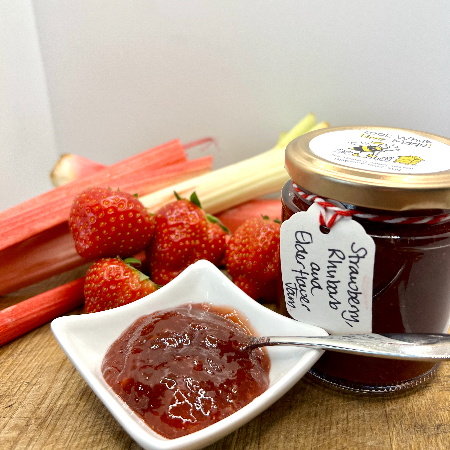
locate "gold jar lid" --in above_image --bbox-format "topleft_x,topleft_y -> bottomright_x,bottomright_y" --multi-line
285,126 -> 450,211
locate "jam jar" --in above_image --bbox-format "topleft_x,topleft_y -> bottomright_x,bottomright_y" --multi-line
281,126 -> 450,393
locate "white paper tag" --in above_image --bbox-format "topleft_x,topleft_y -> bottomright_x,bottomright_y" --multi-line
280,204 -> 375,334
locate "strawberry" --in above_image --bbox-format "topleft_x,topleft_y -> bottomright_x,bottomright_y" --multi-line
69,187 -> 155,259
146,192 -> 228,285
84,257 -> 159,313
225,216 -> 281,302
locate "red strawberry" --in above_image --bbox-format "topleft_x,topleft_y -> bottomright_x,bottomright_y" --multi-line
84,257 -> 159,313
225,216 -> 281,302
69,187 -> 155,259
146,192 -> 228,285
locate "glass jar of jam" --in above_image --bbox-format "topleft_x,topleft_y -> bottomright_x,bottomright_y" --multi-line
281,126 -> 450,393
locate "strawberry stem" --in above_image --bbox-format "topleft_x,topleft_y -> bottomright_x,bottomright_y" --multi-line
174,190 -> 203,209
123,257 -> 142,268
189,191 -> 202,208
206,214 -> 229,233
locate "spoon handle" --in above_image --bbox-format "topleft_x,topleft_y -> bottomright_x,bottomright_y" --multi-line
248,333 -> 450,361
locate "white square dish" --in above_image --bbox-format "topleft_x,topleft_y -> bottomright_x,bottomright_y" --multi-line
51,260 -> 327,450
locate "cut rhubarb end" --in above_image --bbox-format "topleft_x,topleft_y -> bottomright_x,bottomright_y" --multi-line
51,154 -> 107,187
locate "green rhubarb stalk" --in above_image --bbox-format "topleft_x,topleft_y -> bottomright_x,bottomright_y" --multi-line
140,113 -> 327,214
275,112 -> 317,149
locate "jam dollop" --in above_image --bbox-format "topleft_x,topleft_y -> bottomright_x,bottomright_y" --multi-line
102,303 -> 270,439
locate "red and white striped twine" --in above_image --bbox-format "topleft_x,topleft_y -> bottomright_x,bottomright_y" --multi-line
292,183 -> 450,229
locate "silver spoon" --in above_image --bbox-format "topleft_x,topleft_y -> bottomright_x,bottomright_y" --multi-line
246,333 -> 450,361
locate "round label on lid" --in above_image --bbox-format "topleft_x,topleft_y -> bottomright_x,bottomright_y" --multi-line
309,129 -> 450,174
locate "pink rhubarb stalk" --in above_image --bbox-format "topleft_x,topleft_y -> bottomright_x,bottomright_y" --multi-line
0,278 -> 85,347
216,198 -> 282,234
0,139 -> 186,224
0,140 -> 213,253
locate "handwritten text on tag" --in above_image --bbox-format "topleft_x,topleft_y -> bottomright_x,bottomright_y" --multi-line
280,204 -> 375,334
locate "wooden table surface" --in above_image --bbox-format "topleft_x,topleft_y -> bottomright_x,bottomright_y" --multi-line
2,269 -> 450,450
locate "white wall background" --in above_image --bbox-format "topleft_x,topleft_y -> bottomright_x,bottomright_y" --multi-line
1,1 -> 450,211
0,0 -> 57,211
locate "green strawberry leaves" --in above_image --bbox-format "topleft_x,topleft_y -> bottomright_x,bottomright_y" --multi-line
174,191 -> 202,208
189,191 -> 202,208
173,191 -> 229,233
206,214 -> 229,233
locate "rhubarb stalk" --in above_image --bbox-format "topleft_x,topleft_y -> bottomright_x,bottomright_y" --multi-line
51,154 -> 107,187
1,140 -> 186,221
139,113 -> 325,214
0,140 -> 212,253
0,278 -> 85,347
216,198 -> 282,234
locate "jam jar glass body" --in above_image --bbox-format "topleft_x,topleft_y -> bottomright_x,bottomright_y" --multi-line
282,126 -> 450,393
281,181 -> 450,392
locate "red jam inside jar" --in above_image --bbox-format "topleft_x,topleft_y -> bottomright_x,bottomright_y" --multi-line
102,303 -> 270,438
282,181 -> 450,392
281,126 -> 450,393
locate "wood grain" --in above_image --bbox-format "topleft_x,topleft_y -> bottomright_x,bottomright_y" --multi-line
1,273 -> 450,450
